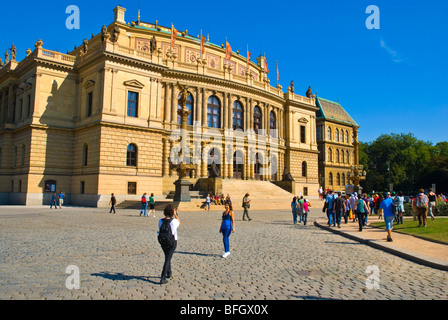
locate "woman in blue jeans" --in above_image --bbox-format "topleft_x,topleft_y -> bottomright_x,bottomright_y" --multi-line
219,202 -> 235,258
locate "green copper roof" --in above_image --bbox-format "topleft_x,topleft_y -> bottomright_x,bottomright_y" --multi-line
316,97 -> 358,127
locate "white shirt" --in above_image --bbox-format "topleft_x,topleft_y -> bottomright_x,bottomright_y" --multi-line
158,218 -> 180,240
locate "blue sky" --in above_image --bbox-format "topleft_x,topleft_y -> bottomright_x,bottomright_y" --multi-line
1,0 -> 446,144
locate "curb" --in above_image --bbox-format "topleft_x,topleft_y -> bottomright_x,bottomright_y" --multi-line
314,220 -> 448,272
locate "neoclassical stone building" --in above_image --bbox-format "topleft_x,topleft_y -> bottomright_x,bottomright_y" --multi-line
0,6 -> 357,207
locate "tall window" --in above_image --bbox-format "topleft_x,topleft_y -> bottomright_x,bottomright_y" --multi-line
345,130 -> 349,144
127,144 -> 137,167
82,144 -> 88,166
337,173 -> 341,185
327,127 -> 332,140
86,92 -> 93,117
253,106 -> 262,134
233,101 -> 244,130
328,148 -> 333,162
300,125 -> 306,143
329,172 -> 333,185
270,111 -> 277,137
127,91 -> 139,118
207,96 -> 221,128
335,129 -> 339,142
178,92 -> 194,125
302,161 -> 307,177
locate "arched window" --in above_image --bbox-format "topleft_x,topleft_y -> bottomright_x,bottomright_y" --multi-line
82,144 -> 88,166
345,130 -> 349,143
337,173 -> 341,185
328,148 -> 333,162
327,127 -> 332,140
341,150 -> 345,163
335,129 -> 339,142
342,173 -> 346,186
178,92 -> 194,125
329,172 -> 333,186
269,111 -> 277,137
253,106 -> 262,134
232,101 -> 244,130
302,161 -> 307,177
127,144 -> 137,167
346,150 -> 350,164
207,96 -> 221,128
336,149 -> 340,163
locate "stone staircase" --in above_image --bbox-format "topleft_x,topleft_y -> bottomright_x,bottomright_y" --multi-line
177,180 -> 298,212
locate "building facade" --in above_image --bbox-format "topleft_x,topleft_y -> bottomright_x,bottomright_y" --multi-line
315,97 -> 359,192
0,6 -> 357,207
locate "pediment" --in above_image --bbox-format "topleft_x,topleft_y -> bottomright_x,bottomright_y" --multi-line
298,117 -> 309,124
83,80 -> 95,89
123,79 -> 145,89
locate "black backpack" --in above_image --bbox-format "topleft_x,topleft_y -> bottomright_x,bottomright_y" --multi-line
158,219 -> 175,247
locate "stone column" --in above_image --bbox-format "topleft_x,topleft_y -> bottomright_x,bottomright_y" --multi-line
196,87 -> 202,126
171,83 -> 177,125
202,89 -> 207,127
164,82 -> 170,125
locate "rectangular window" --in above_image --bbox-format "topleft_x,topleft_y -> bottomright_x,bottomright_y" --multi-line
304,187 -> 308,196
27,94 -> 31,118
127,91 -> 139,118
128,182 -> 137,195
300,125 -> 306,143
80,181 -> 85,194
19,99 -> 23,120
86,92 -> 93,117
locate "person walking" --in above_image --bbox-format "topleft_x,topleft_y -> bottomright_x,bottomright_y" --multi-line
219,202 -> 235,258
394,191 -> 405,224
380,192 -> 394,242
428,188 -> 437,221
58,191 -> 65,209
343,195 -> 351,224
325,190 -> 335,226
206,194 -> 211,211
149,193 -> 156,217
291,196 -> 298,224
242,193 -> 251,221
298,196 -> 305,223
414,189 -> 429,227
140,193 -> 148,217
50,192 -> 58,209
109,193 -> 117,214
158,205 -> 180,284
302,199 -> 310,225
355,195 -> 370,231
334,192 -> 345,228
377,193 -> 384,219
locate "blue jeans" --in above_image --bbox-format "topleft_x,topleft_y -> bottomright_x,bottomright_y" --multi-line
140,203 -> 147,216
301,212 -> 308,225
221,227 -> 232,253
327,208 -> 335,225
335,209 -> 343,226
292,209 -> 298,224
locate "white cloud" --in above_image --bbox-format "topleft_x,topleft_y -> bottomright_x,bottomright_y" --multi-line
380,38 -> 402,63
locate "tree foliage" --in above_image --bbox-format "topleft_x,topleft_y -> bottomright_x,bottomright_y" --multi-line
359,133 -> 447,194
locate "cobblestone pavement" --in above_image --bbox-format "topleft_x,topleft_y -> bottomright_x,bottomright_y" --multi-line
0,205 -> 447,300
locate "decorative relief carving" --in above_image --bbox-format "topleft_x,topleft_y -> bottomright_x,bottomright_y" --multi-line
162,42 -> 180,59
135,38 -> 151,52
206,53 -> 221,70
185,47 -> 200,64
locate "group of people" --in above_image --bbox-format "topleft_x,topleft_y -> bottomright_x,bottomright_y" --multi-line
290,196 -> 311,225
201,193 -> 232,211
139,193 -> 156,217
50,191 -> 65,209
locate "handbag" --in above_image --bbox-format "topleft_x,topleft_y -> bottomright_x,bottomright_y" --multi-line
322,201 -> 328,213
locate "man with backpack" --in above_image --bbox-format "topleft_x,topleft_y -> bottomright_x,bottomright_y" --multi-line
158,205 -> 181,284
414,189 -> 429,227
139,193 -> 148,217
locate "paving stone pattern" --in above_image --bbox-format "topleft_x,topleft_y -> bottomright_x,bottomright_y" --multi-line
0,206 -> 446,300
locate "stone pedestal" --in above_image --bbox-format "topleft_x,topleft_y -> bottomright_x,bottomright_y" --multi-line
173,179 -> 192,202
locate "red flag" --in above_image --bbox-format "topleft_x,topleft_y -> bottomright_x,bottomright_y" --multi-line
171,24 -> 178,50
201,35 -> 206,55
247,48 -> 251,70
226,41 -> 232,61
264,57 -> 270,74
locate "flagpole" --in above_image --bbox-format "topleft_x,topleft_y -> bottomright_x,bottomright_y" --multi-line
200,29 -> 203,59
276,60 -> 278,86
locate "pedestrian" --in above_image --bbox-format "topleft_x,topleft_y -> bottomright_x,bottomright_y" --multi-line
298,196 -> 304,223
394,191 -> 405,224
158,205 -> 180,284
242,193 -> 251,221
380,192 -> 394,242
58,191 -> 65,209
414,189 -> 429,227
325,190 -> 335,226
318,186 -> 323,201
343,195 -> 351,224
50,192 -> 58,209
291,196 -> 298,224
149,193 -> 156,217
219,202 -> 235,258
302,199 -> 310,225
334,192 -> 345,228
206,194 -> 211,211
362,193 -> 369,226
140,193 -> 148,217
225,194 -> 232,206
109,193 -> 117,214
377,193 -> 384,219
355,194 -> 370,231
427,188 -> 437,221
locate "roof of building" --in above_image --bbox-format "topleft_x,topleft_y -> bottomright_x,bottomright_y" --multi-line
316,97 -> 358,127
